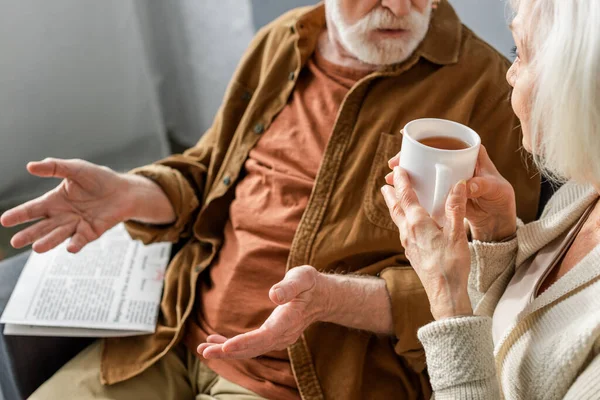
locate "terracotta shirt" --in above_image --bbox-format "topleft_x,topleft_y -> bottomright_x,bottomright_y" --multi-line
110,3 -> 541,399
184,50 -> 368,400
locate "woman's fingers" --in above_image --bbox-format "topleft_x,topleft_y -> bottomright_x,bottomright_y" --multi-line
388,152 -> 401,169
381,185 -> 410,249
385,171 -> 393,185
392,167 -> 423,216
445,181 -> 468,241
10,218 -> 61,249
465,176 -> 496,199
32,223 -> 76,253
474,146 -> 500,175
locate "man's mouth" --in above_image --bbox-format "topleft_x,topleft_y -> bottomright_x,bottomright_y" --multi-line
373,28 -> 410,38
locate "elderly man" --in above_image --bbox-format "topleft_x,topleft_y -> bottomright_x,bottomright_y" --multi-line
2,0 -> 540,399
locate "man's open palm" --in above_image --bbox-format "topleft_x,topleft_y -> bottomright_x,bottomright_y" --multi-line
197,266 -> 327,360
1,158 -> 130,254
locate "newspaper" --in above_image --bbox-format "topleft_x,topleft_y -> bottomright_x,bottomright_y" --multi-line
0,224 -> 171,337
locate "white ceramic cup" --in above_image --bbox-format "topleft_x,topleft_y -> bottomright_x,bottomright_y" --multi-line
399,118 -> 481,226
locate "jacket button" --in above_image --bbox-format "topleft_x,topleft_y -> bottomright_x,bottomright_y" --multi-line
241,91 -> 252,101
223,176 -> 231,186
289,71 -> 295,81
253,123 -> 265,134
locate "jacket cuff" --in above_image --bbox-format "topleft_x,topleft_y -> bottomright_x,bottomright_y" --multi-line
124,164 -> 200,244
418,316 -> 496,392
380,266 -> 434,373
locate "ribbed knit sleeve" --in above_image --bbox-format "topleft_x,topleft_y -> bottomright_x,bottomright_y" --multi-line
418,316 -> 500,399
467,235 -> 518,316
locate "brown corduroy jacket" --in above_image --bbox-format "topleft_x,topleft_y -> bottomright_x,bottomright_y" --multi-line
102,2 -> 540,399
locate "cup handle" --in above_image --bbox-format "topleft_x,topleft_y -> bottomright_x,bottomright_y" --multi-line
431,163 -> 452,224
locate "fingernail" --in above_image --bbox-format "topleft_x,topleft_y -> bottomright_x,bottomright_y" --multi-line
381,185 -> 388,199
469,182 -> 478,194
454,180 -> 467,195
274,288 -> 284,302
385,172 -> 393,181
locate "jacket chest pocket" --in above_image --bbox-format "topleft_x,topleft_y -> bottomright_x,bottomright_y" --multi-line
364,132 -> 404,231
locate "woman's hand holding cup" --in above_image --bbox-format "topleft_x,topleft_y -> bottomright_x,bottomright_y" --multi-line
463,146 -> 517,242
381,167 -> 473,320
387,146 -> 518,243
382,127 -> 520,320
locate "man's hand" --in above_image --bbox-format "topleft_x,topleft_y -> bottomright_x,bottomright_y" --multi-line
0,158 -> 175,254
198,265 -> 330,360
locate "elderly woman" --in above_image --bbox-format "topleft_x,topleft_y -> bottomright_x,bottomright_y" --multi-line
382,0 -> 600,398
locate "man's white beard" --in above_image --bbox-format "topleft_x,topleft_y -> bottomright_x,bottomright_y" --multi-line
327,0 -> 433,66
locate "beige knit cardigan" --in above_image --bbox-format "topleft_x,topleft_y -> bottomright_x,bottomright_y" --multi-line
418,182 -> 600,399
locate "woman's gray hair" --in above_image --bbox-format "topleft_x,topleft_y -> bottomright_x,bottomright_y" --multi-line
513,0 -> 600,183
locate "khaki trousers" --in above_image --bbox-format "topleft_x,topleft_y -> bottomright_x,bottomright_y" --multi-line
29,341 -> 266,400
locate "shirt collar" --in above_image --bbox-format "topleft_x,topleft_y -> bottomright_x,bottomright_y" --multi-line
291,0 -> 462,68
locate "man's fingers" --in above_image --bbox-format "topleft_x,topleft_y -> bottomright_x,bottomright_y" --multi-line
201,344 -> 228,359
32,223 -> 76,253
269,266 -> 316,305
26,158 -> 82,179
66,232 -> 89,254
10,218 -> 60,249
445,181 -> 468,241
197,335 -> 228,357
0,196 -> 50,227
197,343 -> 221,356
204,346 -> 266,360
222,328 -> 271,353
206,334 -> 227,344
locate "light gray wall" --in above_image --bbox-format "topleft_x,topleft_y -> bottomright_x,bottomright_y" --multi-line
450,0 -> 514,59
251,0 -> 317,29
136,0 -> 255,147
0,0 -> 169,208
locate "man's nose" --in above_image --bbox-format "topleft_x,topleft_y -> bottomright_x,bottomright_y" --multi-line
380,0 -> 412,17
